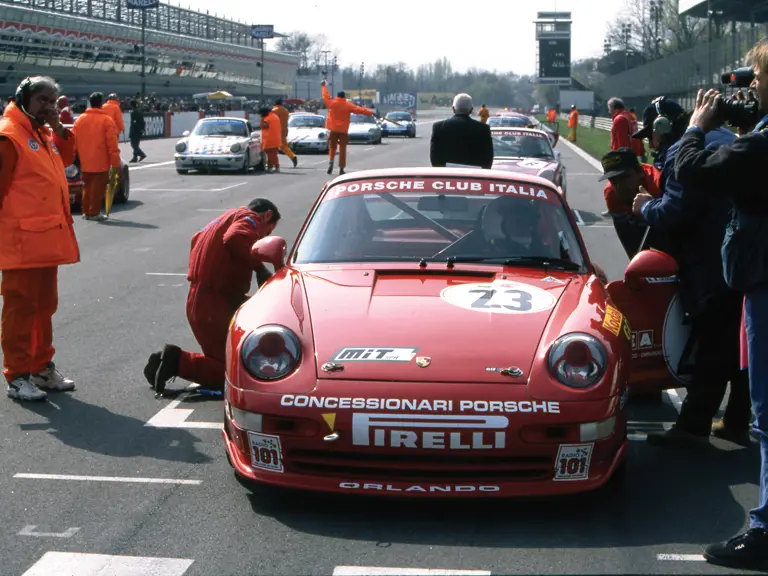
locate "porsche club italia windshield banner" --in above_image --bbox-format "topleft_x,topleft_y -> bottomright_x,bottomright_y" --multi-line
492,129 -> 548,139
324,178 -> 559,204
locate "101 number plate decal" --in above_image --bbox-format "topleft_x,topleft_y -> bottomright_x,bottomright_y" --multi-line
248,432 -> 284,473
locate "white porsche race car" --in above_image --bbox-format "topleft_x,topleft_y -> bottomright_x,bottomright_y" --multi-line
174,117 -> 265,174
287,113 -> 330,154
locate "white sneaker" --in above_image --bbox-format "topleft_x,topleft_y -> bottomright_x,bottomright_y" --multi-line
7,377 -> 48,401
31,362 -> 75,391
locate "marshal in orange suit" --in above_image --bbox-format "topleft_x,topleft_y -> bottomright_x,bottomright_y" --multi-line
0,76 -> 81,402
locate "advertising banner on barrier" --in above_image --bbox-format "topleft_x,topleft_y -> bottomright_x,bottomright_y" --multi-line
382,92 -> 417,108
417,92 -> 454,109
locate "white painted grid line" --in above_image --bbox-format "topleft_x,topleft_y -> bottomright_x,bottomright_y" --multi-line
145,393 -> 223,429
666,388 -> 683,411
127,160 -> 176,171
133,182 -> 246,193
558,136 -> 603,171
14,473 -> 201,485
21,552 -> 194,576
572,209 -> 586,226
333,568 -> 491,576
657,554 -> 705,561
146,273 -> 187,276
18,525 -> 80,538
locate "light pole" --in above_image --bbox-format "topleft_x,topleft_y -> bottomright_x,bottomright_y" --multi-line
126,0 -> 160,98
331,56 -> 337,94
359,62 -> 364,98
622,23 -> 632,70
650,0 -> 662,59
250,25 -> 278,104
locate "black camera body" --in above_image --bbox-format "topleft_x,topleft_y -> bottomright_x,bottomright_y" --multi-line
716,66 -> 760,128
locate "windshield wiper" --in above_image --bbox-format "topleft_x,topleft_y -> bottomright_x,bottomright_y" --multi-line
442,256 -> 580,271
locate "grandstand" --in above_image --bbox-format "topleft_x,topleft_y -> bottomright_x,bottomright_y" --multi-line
599,0 -> 768,111
0,0 -> 299,100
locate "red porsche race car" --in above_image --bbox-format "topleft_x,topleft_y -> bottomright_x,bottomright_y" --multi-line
490,127 -> 566,196
223,167 -> 691,498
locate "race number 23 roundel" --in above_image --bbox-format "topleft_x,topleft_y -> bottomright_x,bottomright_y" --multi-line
440,280 -> 556,314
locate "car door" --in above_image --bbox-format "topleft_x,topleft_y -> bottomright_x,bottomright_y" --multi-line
605,249 -> 694,395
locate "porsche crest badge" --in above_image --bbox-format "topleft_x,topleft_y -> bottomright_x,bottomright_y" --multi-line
415,356 -> 431,368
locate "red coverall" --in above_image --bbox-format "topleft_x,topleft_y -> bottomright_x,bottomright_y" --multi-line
178,207 -> 270,388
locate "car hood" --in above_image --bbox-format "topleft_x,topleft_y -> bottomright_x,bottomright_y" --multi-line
302,268 -> 573,383
348,123 -> 379,134
186,135 -> 247,154
492,157 -> 559,177
287,127 -> 327,141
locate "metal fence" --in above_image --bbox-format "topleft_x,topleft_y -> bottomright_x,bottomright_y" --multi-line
550,113 -> 643,132
601,23 -> 768,111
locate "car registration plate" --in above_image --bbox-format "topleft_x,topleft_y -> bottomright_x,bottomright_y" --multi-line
192,159 -> 218,166
247,432 -> 284,473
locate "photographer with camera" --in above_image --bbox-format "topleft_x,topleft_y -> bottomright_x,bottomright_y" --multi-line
632,96 -> 751,451
674,40 -> 768,569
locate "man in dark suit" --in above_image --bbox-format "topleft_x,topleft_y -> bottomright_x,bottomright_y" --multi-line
430,93 -> 493,169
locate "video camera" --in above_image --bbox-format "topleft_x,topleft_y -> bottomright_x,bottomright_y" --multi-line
716,66 -> 760,128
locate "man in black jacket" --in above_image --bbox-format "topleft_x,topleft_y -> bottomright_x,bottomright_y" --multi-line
430,93 -> 493,169
675,47 -> 768,567
128,100 -> 146,163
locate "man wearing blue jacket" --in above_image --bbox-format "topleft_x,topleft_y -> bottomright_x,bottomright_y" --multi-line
632,99 -> 752,449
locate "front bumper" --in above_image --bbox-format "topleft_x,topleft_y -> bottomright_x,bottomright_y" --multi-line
383,126 -> 413,136
223,379 -> 628,498
174,153 -> 245,170
348,132 -> 379,143
289,139 -> 328,152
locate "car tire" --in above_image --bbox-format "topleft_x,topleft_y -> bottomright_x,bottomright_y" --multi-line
241,152 -> 251,174
114,165 -> 130,203
254,151 -> 266,172
176,169 -> 189,175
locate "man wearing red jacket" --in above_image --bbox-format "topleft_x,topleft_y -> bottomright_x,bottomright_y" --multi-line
144,199 -> 281,394
607,97 -> 645,158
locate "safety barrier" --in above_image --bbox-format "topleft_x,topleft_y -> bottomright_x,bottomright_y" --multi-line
555,113 -> 645,132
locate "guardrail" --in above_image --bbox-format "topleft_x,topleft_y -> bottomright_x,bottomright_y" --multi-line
555,113 -> 645,132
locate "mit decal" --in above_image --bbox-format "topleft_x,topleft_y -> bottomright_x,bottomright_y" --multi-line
441,281 -> 556,315
331,347 -> 418,362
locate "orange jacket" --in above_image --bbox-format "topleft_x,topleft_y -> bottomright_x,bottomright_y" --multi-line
72,108 -> 121,173
568,109 -> 579,128
478,107 -> 490,122
0,102 -> 80,270
271,104 -> 290,141
260,111 -> 282,150
103,100 -> 125,135
321,84 -> 374,133
547,109 -> 557,122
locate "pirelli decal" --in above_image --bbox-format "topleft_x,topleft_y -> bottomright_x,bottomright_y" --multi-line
602,305 -> 624,337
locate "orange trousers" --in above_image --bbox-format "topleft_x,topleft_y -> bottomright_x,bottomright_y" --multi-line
1,267 -> 58,382
82,171 -> 109,216
279,141 -> 296,159
265,148 -> 279,169
328,131 -> 349,167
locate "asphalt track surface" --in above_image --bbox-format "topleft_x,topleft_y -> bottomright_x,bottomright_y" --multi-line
0,109 -> 761,576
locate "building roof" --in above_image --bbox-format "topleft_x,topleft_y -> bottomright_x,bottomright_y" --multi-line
679,0 -> 768,23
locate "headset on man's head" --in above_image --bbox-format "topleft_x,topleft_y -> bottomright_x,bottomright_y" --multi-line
651,95 -> 684,139
13,77 -> 34,111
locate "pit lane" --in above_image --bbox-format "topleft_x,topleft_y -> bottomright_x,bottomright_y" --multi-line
0,110 -> 759,576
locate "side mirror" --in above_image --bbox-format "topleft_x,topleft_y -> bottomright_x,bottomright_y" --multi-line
624,249 -> 678,290
182,130 -> 190,137
251,131 -> 261,138
252,236 -> 287,270
553,150 -> 561,162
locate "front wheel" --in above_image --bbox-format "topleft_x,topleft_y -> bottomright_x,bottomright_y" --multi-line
115,166 -> 130,203
241,152 -> 251,174
176,168 -> 189,175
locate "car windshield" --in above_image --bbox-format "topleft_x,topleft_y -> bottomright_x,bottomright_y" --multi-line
492,133 -> 554,158
294,178 -> 584,269
289,115 -> 325,128
488,116 -> 528,127
386,112 -> 411,121
351,114 -> 375,124
192,119 -> 248,137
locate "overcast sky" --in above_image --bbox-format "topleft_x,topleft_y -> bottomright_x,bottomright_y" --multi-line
177,0 -> 625,75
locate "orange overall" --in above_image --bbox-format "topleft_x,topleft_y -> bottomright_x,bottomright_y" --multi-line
321,84 -> 374,167
271,104 -> 296,160
0,102 -> 80,382
72,108 -> 121,216
261,112 -> 282,169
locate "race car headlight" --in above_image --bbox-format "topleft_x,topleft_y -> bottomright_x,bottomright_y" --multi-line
369,128 -> 377,134
230,142 -> 242,153
240,324 -> 301,381
175,141 -> 186,153
318,132 -> 327,139
538,169 -> 556,182
64,164 -> 79,179
548,333 -> 607,388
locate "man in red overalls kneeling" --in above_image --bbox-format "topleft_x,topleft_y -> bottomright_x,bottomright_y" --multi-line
144,198 -> 281,395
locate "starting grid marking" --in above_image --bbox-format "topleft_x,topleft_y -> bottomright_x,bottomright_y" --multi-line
333,568 -> 490,575
21,552 -> 193,576
145,393 -> 222,429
